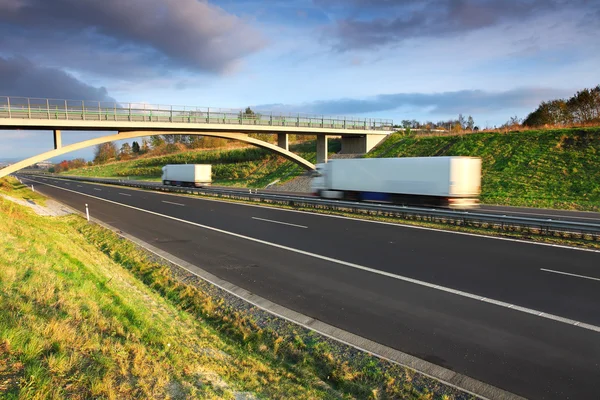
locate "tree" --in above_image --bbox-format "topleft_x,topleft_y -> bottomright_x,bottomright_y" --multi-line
141,138 -> 150,153
150,136 -> 165,148
132,141 -> 140,154
120,142 -> 132,155
94,142 -> 118,164
458,114 -> 466,130
466,116 -> 475,131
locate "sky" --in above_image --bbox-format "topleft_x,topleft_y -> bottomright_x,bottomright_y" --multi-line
0,0 -> 599,161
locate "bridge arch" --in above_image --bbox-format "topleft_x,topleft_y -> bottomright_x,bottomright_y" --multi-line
0,130 -> 316,178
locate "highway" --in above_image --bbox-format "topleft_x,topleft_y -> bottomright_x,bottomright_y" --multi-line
19,175 -> 600,399
42,174 -> 600,225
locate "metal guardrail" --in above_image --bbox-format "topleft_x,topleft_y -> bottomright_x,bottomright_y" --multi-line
0,96 -> 393,130
22,172 -> 600,240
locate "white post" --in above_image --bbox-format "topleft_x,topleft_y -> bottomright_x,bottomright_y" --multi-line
31,185 -> 34,192
85,204 -> 90,221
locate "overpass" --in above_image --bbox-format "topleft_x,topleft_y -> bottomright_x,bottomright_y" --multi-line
0,96 -> 394,178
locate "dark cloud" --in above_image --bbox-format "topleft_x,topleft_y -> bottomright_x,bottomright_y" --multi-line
255,87 -> 573,116
0,56 -> 115,101
316,0 -> 597,50
0,0 -> 265,75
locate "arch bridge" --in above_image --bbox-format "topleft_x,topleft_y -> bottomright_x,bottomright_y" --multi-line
0,97 -> 394,178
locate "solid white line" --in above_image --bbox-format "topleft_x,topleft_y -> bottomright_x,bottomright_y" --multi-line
162,200 -> 185,206
119,193 -> 132,197
541,268 -> 600,282
24,177 -> 600,334
131,181 -> 600,254
252,216 -> 307,229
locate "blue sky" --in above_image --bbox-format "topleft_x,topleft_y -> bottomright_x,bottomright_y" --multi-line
0,0 -> 599,161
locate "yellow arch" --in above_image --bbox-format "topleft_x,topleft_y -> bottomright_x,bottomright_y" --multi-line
0,130 -> 316,178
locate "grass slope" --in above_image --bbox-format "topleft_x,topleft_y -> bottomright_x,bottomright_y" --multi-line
367,128 -> 600,210
63,140 -> 341,188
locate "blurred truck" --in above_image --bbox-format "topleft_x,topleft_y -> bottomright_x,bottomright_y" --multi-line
161,164 -> 212,188
311,157 -> 481,209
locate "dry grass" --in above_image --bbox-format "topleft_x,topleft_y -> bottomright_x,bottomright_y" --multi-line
0,177 -> 47,206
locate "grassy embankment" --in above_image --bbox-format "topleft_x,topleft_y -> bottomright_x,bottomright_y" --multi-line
368,127 -> 600,211
63,140 -> 341,188
0,177 -> 468,399
0,178 -> 47,206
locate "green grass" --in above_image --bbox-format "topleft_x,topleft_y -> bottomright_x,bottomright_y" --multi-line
63,140 -> 341,188
0,179 -> 470,399
367,127 -> 600,211
0,177 -> 47,206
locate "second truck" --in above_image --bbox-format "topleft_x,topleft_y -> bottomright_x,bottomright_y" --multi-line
161,164 -> 212,188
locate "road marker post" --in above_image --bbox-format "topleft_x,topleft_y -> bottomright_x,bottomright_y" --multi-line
85,204 -> 90,221
31,185 -> 34,192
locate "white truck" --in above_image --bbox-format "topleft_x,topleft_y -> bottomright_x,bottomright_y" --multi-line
161,164 -> 212,188
311,157 -> 481,208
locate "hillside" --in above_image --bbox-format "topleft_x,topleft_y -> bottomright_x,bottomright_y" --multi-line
367,128 -> 600,210
63,139 -> 341,188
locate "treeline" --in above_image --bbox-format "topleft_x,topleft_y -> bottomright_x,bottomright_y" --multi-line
395,114 -> 478,132
523,85 -> 600,127
50,158 -> 90,173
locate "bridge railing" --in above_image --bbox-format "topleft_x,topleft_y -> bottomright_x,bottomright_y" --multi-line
0,96 -> 393,130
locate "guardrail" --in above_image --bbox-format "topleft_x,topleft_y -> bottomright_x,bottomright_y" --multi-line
21,172 -> 600,240
0,96 -> 393,131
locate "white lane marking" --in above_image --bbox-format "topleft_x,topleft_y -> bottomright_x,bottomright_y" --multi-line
24,177 -> 600,334
77,185 -> 83,188
64,183 -> 70,185
130,183 -> 600,254
162,200 -> 185,206
119,193 -> 132,197
541,268 -> 600,282
94,188 -> 102,191
252,216 -> 307,229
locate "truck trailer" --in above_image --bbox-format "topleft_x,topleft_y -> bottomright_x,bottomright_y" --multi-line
161,164 -> 212,188
311,157 -> 481,208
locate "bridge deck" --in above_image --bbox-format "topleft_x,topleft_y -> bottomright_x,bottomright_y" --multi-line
0,96 -> 393,135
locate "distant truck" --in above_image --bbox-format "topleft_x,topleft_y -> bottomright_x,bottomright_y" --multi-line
311,157 -> 481,209
161,164 -> 212,188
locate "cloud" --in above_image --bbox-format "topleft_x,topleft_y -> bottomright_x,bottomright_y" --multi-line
0,56 -> 115,101
316,0 -> 599,50
0,0 -> 265,75
255,87 -> 574,116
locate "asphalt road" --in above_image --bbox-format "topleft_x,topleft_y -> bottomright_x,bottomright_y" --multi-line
47,173 -> 600,224
19,175 -> 600,399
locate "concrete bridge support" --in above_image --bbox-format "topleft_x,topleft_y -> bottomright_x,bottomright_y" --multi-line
317,135 -> 328,164
53,130 -> 62,149
340,134 -> 387,155
277,133 -> 288,151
